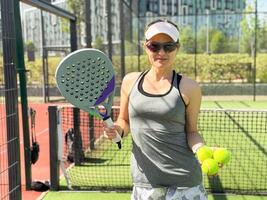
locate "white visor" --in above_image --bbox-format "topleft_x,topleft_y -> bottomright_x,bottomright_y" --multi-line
145,21 -> 179,42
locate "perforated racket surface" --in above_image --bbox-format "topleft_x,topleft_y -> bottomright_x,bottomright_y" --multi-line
56,48 -> 121,148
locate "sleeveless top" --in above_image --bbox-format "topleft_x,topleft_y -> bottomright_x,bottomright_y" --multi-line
128,70 -> 202,189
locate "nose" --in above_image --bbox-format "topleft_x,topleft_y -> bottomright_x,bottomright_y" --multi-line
158,47 -> 166,55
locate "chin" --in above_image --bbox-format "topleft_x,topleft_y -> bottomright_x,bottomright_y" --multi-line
154,62 -> 168,68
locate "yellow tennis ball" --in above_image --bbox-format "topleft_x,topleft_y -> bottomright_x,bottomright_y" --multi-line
213,148 -> 231,165
201,158 -> 219,175
196,146 -> 213,163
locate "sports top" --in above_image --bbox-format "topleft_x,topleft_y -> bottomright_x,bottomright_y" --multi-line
128,70 -> 202,188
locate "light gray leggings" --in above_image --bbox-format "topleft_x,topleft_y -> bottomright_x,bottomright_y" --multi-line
131,184 -> 208,200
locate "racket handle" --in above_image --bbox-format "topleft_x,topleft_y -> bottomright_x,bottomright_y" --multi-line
104,117 -> 122,149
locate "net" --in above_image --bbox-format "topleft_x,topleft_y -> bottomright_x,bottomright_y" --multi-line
57,106 -> 132,190
199,109 -> 267,194
50,106 -> 267,194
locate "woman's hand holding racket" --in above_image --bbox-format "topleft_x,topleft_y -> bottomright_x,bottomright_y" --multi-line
103,122 -> 123,144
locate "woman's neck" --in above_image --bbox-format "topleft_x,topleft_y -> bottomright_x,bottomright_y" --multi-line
146,67 -> 173,81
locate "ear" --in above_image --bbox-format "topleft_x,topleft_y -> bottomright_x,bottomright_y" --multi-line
143,41 -> 147,49
143,42 -> 149,54
175,43 -> 180,53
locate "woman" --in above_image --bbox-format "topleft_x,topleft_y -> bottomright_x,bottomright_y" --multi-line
104,19 -> 207,200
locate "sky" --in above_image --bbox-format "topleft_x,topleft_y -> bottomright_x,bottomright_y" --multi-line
258,1 -> 267,12
247,0 -> 267,12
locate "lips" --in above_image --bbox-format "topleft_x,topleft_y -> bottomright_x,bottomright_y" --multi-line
155,57 -> 167,61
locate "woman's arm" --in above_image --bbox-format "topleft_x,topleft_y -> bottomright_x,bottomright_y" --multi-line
180,77 -> 205,153
105,72 -> 141,139
114,74 -> 131,137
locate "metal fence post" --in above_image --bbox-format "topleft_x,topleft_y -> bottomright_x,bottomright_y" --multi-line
48,106 -> 60,190
13,0 -> 32,190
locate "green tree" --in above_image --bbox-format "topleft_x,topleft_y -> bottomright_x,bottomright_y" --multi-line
210,30 -> 227,53
25,41 -> 35,52
227,36 -> 240,53
125,41 -> 137,55
60,18 -> 70,33
180,26 -> 195,53
196,27 -> 208,53
258,21 -> 267,52
25,41 -> 36,61
240,5 -> 256,54
93,36 -> 105,52
239,5 -> 267,54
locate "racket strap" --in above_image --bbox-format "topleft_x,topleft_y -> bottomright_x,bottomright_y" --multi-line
29,108 -> 37,143
120,129 -> 124,138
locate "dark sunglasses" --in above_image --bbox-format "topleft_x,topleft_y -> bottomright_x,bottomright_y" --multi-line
146,42 -> 178,53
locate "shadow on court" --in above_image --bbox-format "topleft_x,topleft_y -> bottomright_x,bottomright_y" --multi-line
214,101 -> 267,157
209,176 -> 228,200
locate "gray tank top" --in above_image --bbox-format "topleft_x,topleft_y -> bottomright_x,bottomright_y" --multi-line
128,70 -> 202,188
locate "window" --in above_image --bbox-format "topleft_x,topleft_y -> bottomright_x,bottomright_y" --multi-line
187,0 -> 193,6
160,1 -> 167,15
205,0 -> 211,9
211,0 -> 217,10
181,0 -> 186,6
181,5 -> 188,16
237,0 -> 243,10
225,0 -> 233,10
181,5 -> 188,25
188,5 -> 193,15
51,15 -> 57,26
173,1 -> 178,15
30,13 -> 36,29
224,10 -> 231,27
217,0 -> 222,9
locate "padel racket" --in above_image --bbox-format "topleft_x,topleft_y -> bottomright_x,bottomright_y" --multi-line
55,48 -> 122,149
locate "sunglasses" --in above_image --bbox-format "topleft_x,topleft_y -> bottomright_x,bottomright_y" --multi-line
146,42 -> 178,53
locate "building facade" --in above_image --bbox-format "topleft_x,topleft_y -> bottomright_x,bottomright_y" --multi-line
140,0 -> 246,37
21,0 -> 246,55
89,0 -> 121,45
22,0 -> 70,56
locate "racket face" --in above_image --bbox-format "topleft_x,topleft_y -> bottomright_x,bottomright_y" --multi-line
56,49 -> 115,114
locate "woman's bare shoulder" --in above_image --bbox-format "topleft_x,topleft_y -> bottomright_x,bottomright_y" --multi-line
179,75 -> 201,105
122,72 -> 142,85
180,75 -> 200,90
123,72 -> 142,81
121,72 -> 143,93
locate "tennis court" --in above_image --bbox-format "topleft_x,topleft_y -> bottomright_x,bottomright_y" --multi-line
43,192 -> 267,200
36,100 -> 267,200
1,1 -> 267,200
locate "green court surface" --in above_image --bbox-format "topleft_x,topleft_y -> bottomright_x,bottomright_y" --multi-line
43,100 -> 267,199
42,192 -> 267,200
201,100 -> 267,109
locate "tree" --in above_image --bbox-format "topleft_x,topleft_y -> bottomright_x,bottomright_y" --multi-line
67,0 -> 85,48
240,5 -> 257,54
25,41 -> 36,61
210,30 -> 227,53
240,6 -> 267,54
226,37 -> 239,53
180,26 -> 195,53
196,27 -> 208,53
93,36 -> 105,52
258,21 -> 267,52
